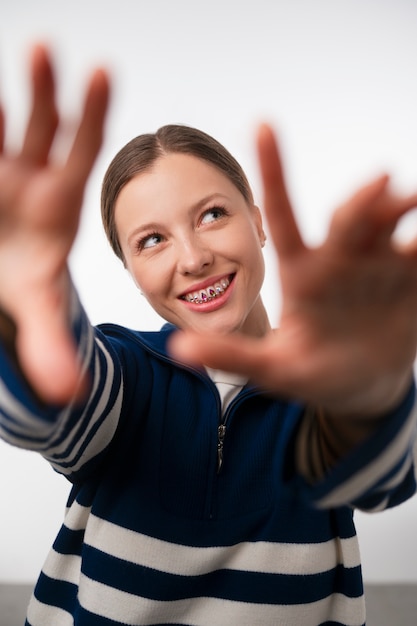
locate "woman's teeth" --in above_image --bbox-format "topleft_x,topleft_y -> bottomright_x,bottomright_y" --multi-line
184,277 -> 230,304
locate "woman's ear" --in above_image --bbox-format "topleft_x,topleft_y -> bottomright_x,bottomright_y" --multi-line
253,205 -> 267,247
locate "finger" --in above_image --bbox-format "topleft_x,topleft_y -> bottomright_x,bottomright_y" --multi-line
329,175 -> 417,251
394,229 -> 417,258
21,44 -> 58,164
169,330 -> 269,380
65,68 -> 110,188
391,191 -> 417,223
257,123 -> 305,258
329,176 -> 388,251
0,104 -> 4,152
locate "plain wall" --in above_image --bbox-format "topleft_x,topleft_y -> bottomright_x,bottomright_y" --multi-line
1,0 -> 417,584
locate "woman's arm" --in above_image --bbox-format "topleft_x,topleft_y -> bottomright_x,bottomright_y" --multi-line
0,46 -> 122,480
170,125 -> 417,479
0,44 -> 110,405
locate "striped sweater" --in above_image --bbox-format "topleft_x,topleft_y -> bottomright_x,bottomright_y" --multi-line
0,292 -> 416,626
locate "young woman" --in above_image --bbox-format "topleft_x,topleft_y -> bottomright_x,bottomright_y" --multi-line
1,45 -> 417,626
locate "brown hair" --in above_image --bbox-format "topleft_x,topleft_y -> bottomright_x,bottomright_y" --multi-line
101,124 -> 254,261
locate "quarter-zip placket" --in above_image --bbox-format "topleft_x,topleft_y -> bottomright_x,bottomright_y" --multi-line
217,423 -> 227,473
215,387 -> 255,475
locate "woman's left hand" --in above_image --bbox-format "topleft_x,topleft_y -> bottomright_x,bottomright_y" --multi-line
170,124 -> 417,419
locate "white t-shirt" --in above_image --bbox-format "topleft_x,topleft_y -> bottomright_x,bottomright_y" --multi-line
205,368 -> 248,415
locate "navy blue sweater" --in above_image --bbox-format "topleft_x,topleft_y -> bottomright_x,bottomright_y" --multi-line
0,294 -> 416,625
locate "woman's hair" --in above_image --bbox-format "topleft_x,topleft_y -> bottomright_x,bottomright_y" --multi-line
101,124 -> 254,261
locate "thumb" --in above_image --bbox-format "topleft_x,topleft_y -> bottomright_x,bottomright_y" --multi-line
168,330 -> 269,380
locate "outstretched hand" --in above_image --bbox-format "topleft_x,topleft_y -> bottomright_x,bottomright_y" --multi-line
0,45 -> 110,403
170,125 -> 417,418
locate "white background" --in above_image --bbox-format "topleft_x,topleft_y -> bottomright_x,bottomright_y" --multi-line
1,0 -> 417,584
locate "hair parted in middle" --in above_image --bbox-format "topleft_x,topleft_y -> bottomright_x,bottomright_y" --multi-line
101,124 -> 254,262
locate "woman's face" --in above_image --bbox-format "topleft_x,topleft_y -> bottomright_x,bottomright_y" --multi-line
114,153 -> 268,337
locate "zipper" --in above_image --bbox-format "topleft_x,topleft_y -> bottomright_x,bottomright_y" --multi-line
123,329 -> 258,504
215,387 -> 255,475
217,423 -> 227,473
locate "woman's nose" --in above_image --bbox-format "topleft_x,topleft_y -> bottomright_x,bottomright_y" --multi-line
176,237 -> 213,275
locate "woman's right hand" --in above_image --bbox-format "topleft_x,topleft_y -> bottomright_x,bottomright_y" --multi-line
0,44 -> 110,404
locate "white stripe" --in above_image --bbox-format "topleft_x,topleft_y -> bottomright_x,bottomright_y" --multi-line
0,377 -> 52,440
46,338 -> 123,474
350,454 -> 414,513
42,548 -> 82,586
317,397 -> 417,508
377,451 -> 414,492
84,514 -> 361,576
0,305 -> 94,448
26,595 -> 74,626
64,500 -> 92,531
78,573 -> 365,626
48,382 -> 123,475
45,332 -> 102,455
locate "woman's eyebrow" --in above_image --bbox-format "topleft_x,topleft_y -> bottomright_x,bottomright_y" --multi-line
188,193 -> 231,213
126,193 -> 232,245
127,222 -> 160,246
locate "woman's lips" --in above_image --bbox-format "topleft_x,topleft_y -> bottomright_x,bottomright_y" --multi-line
182,276 -> 232,304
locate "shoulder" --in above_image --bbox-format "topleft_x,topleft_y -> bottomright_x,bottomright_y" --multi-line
95,321 -> 178,360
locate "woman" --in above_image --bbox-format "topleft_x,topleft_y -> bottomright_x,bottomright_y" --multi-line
1,45 -> 417,626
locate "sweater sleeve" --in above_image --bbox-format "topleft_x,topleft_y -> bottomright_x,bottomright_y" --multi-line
0,285 -> 124,482
292,380 -> 417,511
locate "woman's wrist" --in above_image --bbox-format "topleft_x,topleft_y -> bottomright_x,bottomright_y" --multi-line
321,369 -> 414,421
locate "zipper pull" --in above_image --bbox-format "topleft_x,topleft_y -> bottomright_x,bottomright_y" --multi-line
217,424 -> 226,473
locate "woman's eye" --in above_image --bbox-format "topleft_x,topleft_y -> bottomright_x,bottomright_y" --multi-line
200,207 -> 227,225
137,233 -> 162,251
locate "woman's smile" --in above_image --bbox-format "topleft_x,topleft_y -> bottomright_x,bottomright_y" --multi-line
180,274 -> 233,306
